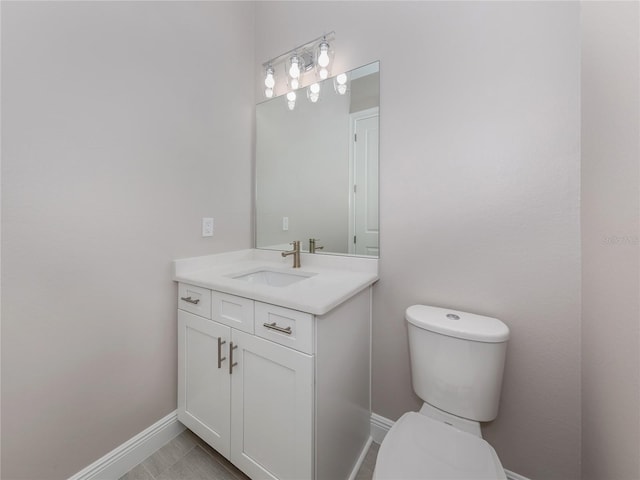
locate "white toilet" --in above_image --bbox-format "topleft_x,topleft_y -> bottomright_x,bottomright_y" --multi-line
374,305 -> 510,480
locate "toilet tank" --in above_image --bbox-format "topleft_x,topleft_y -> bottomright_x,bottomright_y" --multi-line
406,305 -> 509,422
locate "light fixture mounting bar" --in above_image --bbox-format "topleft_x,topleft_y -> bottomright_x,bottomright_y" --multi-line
262,31 -> 335,68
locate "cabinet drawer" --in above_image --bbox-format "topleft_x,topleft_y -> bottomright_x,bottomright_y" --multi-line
254,302 -> 313,354
212,292 -> 254,334
178,283 -> 211,318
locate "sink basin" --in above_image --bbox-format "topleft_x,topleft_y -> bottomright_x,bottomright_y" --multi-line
230,269 -> 316,287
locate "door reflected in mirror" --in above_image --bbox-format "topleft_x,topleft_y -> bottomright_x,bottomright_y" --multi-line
255,61 -> 380,257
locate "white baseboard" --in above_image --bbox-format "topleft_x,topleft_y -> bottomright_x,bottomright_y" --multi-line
68,411 -> 185,480
370,412 -> 394,444
67,409 -> 529,480
347,436 -> 374,480
369,412 -> 529,480
504,470 -> 531,480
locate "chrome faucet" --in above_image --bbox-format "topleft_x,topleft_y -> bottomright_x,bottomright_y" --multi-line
281,240 -> 301,268
309,238 -> 324,254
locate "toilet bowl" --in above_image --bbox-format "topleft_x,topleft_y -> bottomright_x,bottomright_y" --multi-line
374,305 -> 509,480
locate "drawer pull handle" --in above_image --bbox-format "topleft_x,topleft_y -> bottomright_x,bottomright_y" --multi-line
229,342 -> 238,375
217,338 -> 226,369
263,322 -> 292,335
180,296 -> 200,305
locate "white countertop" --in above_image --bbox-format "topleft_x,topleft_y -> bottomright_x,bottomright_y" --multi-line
173,249 -> 379,315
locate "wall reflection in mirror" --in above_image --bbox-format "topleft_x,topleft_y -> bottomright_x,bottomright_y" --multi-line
255,61 -> 379,257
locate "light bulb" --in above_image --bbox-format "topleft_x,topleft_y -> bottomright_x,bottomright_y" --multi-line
289,56 -> 300,79
319,68 -> 329,80
265,87 -> 274,98
307,83 -> 320,103
286,91 -> 296,110
318,42 -> 330,68
264,67 -> 275,88
290,78 -> 299,90
264,74 -> 275,89
334,72 -> 348,95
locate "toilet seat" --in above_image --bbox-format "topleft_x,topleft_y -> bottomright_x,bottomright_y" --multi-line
374,412 -> 507,480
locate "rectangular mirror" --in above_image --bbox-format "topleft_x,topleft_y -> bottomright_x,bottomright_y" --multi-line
255,61 -> 380,257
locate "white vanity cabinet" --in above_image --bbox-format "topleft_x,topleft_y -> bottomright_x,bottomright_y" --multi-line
177,282 -> 371,480
178,310 -> 232,457
230,330 -> 313,480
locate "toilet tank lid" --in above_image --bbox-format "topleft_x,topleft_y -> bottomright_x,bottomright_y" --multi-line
406,305 -> 509,343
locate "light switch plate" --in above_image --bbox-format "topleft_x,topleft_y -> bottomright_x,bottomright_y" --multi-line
282,216 -> 289,231
202,217 -> 214,237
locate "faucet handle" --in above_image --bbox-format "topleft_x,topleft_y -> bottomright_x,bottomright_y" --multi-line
309,238 -> 324,253
282,240 -> 301,268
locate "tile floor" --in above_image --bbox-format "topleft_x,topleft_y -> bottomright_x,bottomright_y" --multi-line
119,429 -> 379,480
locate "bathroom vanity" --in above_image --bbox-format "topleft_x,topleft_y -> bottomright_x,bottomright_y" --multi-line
173,249 -> 378,480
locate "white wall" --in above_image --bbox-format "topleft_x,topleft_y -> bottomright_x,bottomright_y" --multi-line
255,2 -> 581,478
9,3 -> 636,480
581,2 -> 640,479
0,2 -> 254,478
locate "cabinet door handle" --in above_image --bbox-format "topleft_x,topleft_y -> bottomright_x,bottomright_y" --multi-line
263,322 -> 292,335
217,338 -> 226,369
229,342 -> 238,375
180,296 -> 200,305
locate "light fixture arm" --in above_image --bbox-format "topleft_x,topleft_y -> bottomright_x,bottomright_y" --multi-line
261,32 -> 335,69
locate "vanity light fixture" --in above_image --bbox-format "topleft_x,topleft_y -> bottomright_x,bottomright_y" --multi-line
261,32 -> 335,101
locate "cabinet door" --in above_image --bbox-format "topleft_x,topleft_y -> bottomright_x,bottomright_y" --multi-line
230,330 -> 313,480
178,310 -> 231,458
